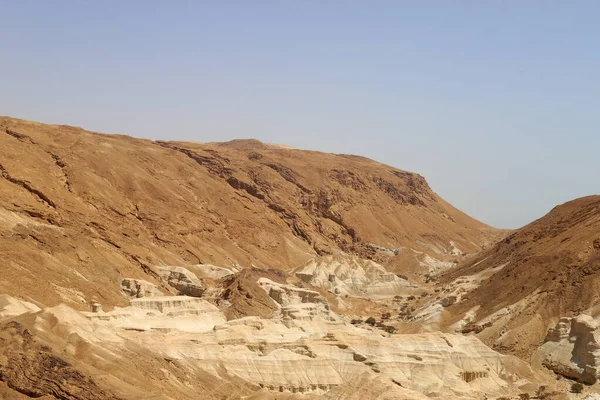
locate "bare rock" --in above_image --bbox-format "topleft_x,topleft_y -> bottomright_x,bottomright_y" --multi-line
295,253 -> 417,298
156,266 -> 206,297
0,295 -> 40,318
0,321 -> 119,399
120,278 -> 163,298
257,278 -> 328,308
440,295 -> 457,307
537,314 -> 600,383
544,317 -> 571,342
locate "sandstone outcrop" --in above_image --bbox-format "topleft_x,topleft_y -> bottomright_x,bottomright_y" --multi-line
440,196 -> 600,358
257,277 -> 329,307
0,295 -> 547,399
295,253 -> 418,298
86,295 -> 226,333
155,266 -> 206,297
536,313 -> 600,384
120,278 -> 163,298
257,277 -> 336,323
0,295 -> 40,319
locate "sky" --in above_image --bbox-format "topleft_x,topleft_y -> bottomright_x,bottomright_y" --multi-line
1,1 -> 598,229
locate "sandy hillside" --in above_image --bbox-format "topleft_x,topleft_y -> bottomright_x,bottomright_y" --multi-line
440,196 -> 600,358
0,116 -> 498,309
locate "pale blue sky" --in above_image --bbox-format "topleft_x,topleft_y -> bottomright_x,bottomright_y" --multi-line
1,1 -> 598,228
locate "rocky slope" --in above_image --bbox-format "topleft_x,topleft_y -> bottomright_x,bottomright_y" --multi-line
0,116 -> 497,310
3,116 -> 600,399
439,196 -> 600,359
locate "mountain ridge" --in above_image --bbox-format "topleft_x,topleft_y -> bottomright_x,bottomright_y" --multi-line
0,116 -> 499,310
440,195 -> 600,358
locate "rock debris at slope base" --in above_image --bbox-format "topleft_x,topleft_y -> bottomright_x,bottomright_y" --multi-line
190,264 -> 240,280
219,272 -> 269,316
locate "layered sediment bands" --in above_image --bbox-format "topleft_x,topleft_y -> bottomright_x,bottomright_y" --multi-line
536,312 -> 600,384
2,115 -> 556,399
0,116 -> 498,309
0,163 -> 57,209
0,321 -> 120,400
295,253 -> 418,298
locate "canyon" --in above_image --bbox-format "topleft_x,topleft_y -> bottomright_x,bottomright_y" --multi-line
0,116 -> 599,399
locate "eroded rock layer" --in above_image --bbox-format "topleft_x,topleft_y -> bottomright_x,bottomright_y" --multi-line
0,294 -> 546,400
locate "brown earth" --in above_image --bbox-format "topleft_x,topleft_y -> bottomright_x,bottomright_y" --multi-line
0,320 -> 120,400
0,116 -> 497,310
441,195 -> 600,358
219,268 -> 286,320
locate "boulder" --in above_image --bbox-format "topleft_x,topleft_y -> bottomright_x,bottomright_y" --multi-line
536,313 -> 600,383
440,295 -> 457,307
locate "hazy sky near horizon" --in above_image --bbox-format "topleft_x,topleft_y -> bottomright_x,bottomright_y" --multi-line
1,1 -> 598,229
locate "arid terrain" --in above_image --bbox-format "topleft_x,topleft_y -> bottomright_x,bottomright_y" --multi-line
0,116 -> 599,399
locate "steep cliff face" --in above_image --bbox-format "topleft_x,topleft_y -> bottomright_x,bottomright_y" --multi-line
0,116 -> 496,308
440,196 -> 600,358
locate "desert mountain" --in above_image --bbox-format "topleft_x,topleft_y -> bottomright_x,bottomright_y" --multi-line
2,116 -> 593,399
439,195 -> 600,358
0,116 -> 497,309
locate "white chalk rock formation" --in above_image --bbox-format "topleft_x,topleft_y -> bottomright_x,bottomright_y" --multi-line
120,278 -> 163,298
0,295 -> 40,319
153,313 -> 541,398
256,277 -> 336,323
257,278 -> 328,307
536,314 -> 600,383
295,254 -> 417,298
130,295 -> 214,314
84,296 -> 226,333
0,292 -> 545,400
